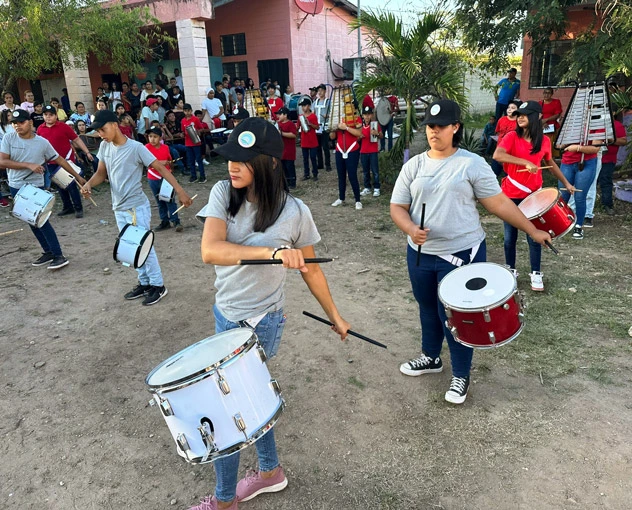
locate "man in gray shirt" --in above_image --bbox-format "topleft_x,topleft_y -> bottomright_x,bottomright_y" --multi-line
0,109 -> 77,270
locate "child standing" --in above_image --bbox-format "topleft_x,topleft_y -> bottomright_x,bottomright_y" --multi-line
181,103 -> 206,183
359,105 -> 382,197
276,107 -> 297,189
298,98 -> 319,181
145,126 -> 183,232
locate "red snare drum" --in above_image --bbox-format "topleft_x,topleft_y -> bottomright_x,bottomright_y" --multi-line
438,263 -> 524,349
518,188 -> 575,239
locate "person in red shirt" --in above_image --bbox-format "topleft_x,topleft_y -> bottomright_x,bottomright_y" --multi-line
493,101 -> 575,290
598,117 -> 627,215
145,126 -> 182,232
380,95 -> 400,152
267,85 -> 283,121
181,103 -> 206,183
276,107 -> 297,189
298,98 -> 319,180
491,100 -> 520,176
359,105 -> 383,197
539,87 -> 563,132
330,112 -> 363,210
37,105 -> 91,218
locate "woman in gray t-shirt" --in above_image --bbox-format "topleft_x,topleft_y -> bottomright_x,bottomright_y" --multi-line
193,117 -> 350,510
391,100 -> 551,405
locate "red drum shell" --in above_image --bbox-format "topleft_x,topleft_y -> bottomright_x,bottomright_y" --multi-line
518,188 -> 576,239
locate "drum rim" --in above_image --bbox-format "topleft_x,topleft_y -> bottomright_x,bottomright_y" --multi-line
376,98 -> 392,126
145,329 -> 259,391
135,229 -> 155,268
113,224 -> 155,268
519,187 -> 561,218
438,262 -> 518,312
454,321 -> 525,350
113,223 -> 132,264
551,219 -> 576,239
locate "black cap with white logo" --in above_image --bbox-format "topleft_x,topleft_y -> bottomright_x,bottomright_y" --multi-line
420,100 -> 461,126
213,117 -> 283,161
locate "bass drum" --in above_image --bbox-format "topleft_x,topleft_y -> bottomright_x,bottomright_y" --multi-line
376,97 -> 392,126
288,94 -> 310,121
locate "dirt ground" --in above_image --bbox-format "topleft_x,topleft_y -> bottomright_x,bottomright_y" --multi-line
2,152 -> 632,510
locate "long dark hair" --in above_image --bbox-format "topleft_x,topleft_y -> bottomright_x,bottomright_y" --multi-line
228,154 -> 289,232
515,112 -> 543,154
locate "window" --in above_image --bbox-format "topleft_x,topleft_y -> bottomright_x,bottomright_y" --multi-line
223,62 -> 249,81
529,40 -> 572,88
221,33 -> 247,57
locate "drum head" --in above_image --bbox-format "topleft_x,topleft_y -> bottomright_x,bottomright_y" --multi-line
136,230 -> 154,268
438,263 -> 516,311
146,329 -> 256,388
211,127 -> 227,133
518,188 -> 559,219
376,98 -> 392,125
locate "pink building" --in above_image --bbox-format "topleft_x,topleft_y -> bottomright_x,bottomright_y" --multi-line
19,0 -> 368,111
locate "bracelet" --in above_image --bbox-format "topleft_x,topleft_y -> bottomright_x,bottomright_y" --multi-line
271,245 -> 291,260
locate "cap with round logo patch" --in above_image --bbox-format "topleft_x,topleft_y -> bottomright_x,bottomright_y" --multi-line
420,99 -> 461,126
213,117 -> 283,161
516,100 -> 542,116
10,109 -> 31,123
231,106 -> 250,119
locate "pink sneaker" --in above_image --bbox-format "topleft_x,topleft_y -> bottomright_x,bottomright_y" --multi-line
188,495 -> 238,510
236,466 -> 288,502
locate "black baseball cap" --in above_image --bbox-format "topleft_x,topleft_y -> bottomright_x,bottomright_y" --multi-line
276,107 -> 290,116
517,100 -> 542,116
214,117 -> 283,161
298,97 -> 312,106
43,105 -> 57,116
90,110 -> 119,130
508,67 -> 518,73
362,106 -> 374,114
147,126 -> 163,137
316,83 -> 327,91
10,109 -> 31,122
420,100 -> 461,126
231,106 -> 250,119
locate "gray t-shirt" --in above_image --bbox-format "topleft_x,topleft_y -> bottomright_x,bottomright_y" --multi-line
391,148 -> 501,255
0,132 -> 58,189
197,180 -> 321,321
97,138 -> 155,211
137,107 -> 159,135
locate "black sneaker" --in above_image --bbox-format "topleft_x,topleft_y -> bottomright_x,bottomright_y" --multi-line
313,175 -> 319,181
124,284 -> 151,300
142,285 -> 168,306
572,226 -> 584,239
75,210 -> 84,219
32,252 -> 54,267
325,166 -> 332,172
156,220 -> 171,231
188,177 -> 198,183
604,206 -> 614,216
445,376 -> 470,404
198,177 -> 207,184
57,208 -> 74,216
173,222 -> 184,232
47,256 -> 69,270
583,217 -> 593,228
399,353 -> 443,376
302,175 -> 310,181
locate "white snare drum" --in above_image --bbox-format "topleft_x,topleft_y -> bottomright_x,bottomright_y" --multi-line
11,184 -> 56,228
211,127 -> 227,135
146,328 -> 284,463
158,179 -> 175,202
51,168 -> 75,189
113,224 -> 154,268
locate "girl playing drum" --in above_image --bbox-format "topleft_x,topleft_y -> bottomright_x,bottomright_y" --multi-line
493,100 -> 575,291
194,117 -> 350,510
391,100 -> 551,405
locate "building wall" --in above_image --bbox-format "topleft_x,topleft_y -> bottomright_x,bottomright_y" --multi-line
465,70 -> 521,115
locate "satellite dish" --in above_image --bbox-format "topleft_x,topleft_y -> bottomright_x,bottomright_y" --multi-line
295,0 -> 324,15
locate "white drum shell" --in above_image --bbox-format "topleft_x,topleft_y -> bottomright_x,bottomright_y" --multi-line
51,168 -> 75,189
114,224 -> 154,268
11,184 -> 55,228
158,179 -> 175,202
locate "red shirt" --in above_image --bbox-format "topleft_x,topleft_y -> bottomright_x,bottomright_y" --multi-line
300,112 -> 319,148
360,122 -> 381,153
540,99 -> 563,130
120,125 -> 133,139
37,122 -> 78,162
387,96 -> 399,111
499,131 -> 552,198
278,120 -> 297,160
145,143 -> 172,181
267,97 -> 283,121
495,116 -> 517,145
602,120 -> 627,164
181,116 -> 204,146
335,118 -> 362,153
560,129 -> 600,165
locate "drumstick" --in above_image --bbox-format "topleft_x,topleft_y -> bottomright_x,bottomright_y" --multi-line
545,240 -> 559,255
415,203 -> 426,267
516,166 -> 552,172
0,228 -> 23,237
239,258 -> 333,265
173,194 -> 198,215
560,187 -> 582,192
302,311 -> 387,349
75,181 -> 98,207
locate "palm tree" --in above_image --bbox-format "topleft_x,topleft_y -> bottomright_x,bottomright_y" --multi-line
350,9 -> 468,163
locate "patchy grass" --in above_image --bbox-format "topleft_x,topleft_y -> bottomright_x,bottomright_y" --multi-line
347,375 -> 366,389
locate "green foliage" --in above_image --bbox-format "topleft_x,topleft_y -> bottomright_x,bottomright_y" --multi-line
459,128 -> 482,154
0,0 -> 174,89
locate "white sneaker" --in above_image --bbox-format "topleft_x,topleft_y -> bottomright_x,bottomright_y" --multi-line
203,159 -> 210,165
373,189 -> 380,197
331,199 -> 344,207
355,201 -> 363,210
529,271 -> 544,291
360,188 -> 371,196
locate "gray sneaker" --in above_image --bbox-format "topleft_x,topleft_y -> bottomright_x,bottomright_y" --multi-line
47,256 -> 69,270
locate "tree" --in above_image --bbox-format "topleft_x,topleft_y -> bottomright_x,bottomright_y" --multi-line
0,0 -> 174,90
350,9 -> 467,163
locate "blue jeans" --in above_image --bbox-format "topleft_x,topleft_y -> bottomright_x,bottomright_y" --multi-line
10,186 -> 63,257
504,198 -> 541,272
559,157 -> 598,227
360,152 -> 380,189
380,117 -> 394,151
113,201 -> 163,286
281,159 -> 296,188
148,178 -> 180,224
212,305 -> 286,502
167,144 -> 187,174
599,162 -> 616,208
406,241 -> 487,377
302,147 -> 318,178
335,150 -> 361,201
186,145 -> 205,180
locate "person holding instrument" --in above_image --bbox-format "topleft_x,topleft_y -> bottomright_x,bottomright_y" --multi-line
193,117 -> 350,510
391,100 -> 552,405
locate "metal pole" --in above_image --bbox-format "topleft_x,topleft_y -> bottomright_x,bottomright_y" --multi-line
357,0 -> 362,58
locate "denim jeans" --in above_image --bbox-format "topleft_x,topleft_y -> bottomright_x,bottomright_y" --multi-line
335,150 -> 361,202
10,186 -> 63,257
598,162 -> 616,208
360,152 -> 380,189
212,305 -> 286,502
148,178 -> 180,224
406,241 -> 487,377
281,159 -> 296,188
380,117 -> 394,151
316,132 -> 331,169
113,201 -> 163,286
559,157 -> 598,227
186,145 -> 205,180
568,153 -> 602,218
504,198 -> 541,272
302,147 -> 318,178
167,144 -> 187,174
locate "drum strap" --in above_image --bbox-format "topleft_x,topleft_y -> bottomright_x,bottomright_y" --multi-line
438,242 -> 481,267
128,208 -> 137,226
237,312 -> 266,329
506,175 -> 540,195
336,141 -> 358,160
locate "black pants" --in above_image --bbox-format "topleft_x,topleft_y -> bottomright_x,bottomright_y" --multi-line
316,132 -> 331,169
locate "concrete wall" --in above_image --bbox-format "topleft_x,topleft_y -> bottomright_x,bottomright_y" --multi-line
464,70 -> 521,115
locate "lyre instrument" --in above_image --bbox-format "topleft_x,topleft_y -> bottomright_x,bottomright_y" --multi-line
326,84 -> 358,131
243,89 -> 270,121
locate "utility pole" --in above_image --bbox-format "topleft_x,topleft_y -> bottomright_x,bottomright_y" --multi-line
357,0 -> 362,58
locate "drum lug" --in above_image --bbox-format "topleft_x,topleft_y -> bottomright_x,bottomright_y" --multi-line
216,375 -> 231,395
198,419 -> 217,460
567,214 -> 575,221
488,332 -> 496,344
449,326 -> 459,339
548,230 -> 555,237
176,433 -> 192,456
257,346 -> 267,363
152,395 -> 173,417
483,310 -> 491,323
233,413 -> 248,440
538,217 -> 546,224
518,312 -> 525,324
503,303 -> 510,310
270,379 -> 281,396
445,308 -> 452,319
